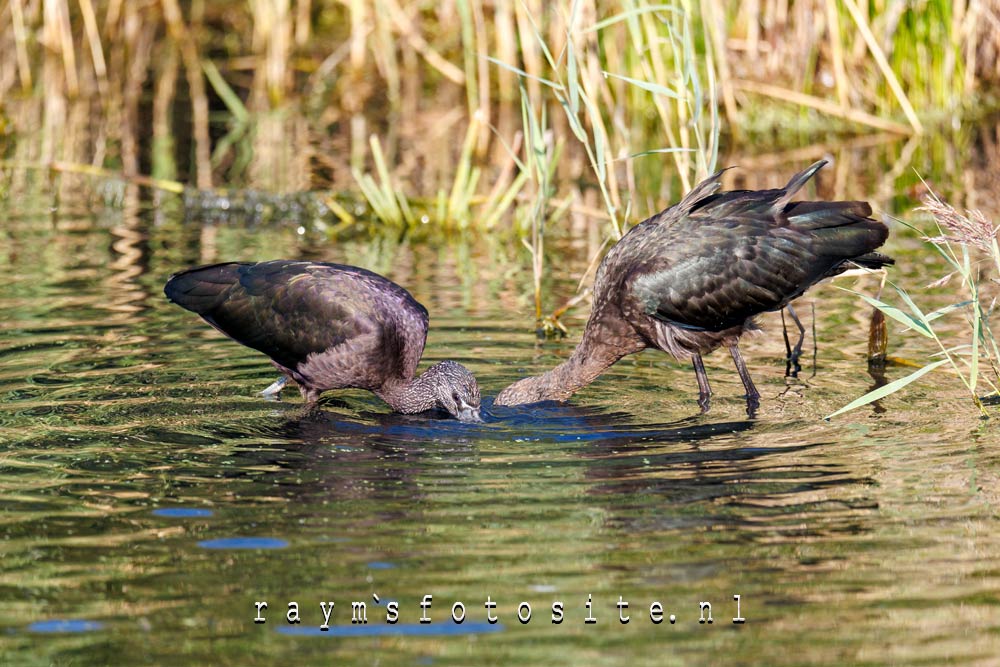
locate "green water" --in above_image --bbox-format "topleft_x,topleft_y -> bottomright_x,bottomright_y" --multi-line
1,159 -> 999,666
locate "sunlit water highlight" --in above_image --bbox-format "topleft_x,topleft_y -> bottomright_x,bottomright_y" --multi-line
1,171 -> 999,666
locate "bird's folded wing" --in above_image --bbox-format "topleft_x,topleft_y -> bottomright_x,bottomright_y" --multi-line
629,225 -> 815,331
166,262 -> 383,371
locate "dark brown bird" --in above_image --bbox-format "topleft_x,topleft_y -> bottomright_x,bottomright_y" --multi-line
495,160 -> 893,415
164,260 -> 482,421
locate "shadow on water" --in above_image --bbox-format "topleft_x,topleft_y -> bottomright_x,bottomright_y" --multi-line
263,397 -> 757,447
188,400 -> 854,533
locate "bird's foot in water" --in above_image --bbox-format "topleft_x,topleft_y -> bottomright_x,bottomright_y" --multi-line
785,354 -> 803,378
260,376 -> 288,401
781,305 -> 807,378
697,392 -> 711,413
744,392 -> 760,419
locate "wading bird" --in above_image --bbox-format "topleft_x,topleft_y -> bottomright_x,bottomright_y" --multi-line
165,260 -> 482,422
495,160 -> 893,416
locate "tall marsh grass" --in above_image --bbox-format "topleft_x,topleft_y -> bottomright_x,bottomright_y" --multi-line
481,0 -> 720,331
828,196 -> 1000,419
2,0 -> 997,206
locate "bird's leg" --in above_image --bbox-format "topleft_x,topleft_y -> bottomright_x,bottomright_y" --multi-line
692,353 -> 712,413
810,302 -> 818,378
783,304 -> 806,378
260,376 -> 288,400
780,309 -> 792,374
729,344 -> 760,418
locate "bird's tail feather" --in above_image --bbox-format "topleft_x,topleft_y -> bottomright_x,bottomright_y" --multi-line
785,200 -> 874,229
164,262 -> 243,315
847,251 -> 895,269
676,166 -> 736,214
772,159 -> 828,212
807,218 -> 890,263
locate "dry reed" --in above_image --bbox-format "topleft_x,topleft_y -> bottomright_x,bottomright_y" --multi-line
1,0 -> 998,217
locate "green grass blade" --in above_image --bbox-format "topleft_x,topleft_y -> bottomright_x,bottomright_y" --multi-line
351,168 -> 397,225
971,314 -> 980,394
837,288 -> 933,338
894,281 -> 935,326
201,60 -> 249,123
566,39 -> 579,116
970,273 -> 981,393
482,171 -> 529,229
885,214 -> 962,272
448,116 -> 479,222
929,344 -> 973,357
628,147 -> 697,158
396,189 -> 415,226
557,97 -> 590,144
456,0 -> 478,117
564,0 -> 583,73
603,70 -> 683,99
517,0 -> 559,71
484,56 -> 563,89
825,358 -> 950,420
580,91 -> 607,183
368,135 -> 398,208
436,189 -> 447,224
588,4 -> 680,33
924,300 -> 975,322
489,127 -> 528,174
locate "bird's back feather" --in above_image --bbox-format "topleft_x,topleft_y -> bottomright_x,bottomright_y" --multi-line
164,261 -> 429,382
611,161 -> 891,334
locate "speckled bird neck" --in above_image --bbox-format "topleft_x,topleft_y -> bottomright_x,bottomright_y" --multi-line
376,374 -> 441,414
376,360 -> 481,416
494,316 -> 643,406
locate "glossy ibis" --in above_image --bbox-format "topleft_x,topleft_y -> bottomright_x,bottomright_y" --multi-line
495,160 -> 893,415
165,260 -> 482,421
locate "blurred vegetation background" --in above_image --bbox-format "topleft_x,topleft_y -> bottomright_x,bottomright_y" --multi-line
2,0 -> 999,403
1,0 -> 997,214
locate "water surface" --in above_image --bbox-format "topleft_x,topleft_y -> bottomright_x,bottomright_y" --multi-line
1,162 -> 998,666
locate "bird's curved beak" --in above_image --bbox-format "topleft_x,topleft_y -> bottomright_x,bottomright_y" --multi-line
457,402 -> 483,423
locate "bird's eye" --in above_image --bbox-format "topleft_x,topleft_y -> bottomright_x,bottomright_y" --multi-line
452,391 -> 461,403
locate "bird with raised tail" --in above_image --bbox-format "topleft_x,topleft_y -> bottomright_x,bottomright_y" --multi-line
164,260 -> 482,422
494,160 -> 893,416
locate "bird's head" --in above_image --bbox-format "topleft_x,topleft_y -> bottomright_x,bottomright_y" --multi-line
425,360 -> 482,422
